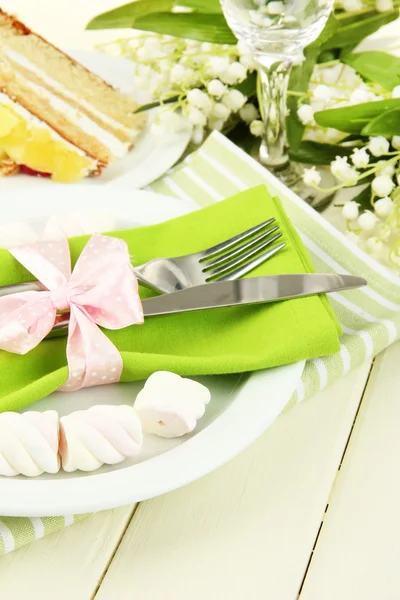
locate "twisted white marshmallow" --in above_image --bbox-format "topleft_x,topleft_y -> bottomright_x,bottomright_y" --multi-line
135,371 -> 211,438
0,410 -> 60,477
59,405 -> 143,472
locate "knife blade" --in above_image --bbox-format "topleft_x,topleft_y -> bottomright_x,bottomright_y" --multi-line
51,273 -> 366,332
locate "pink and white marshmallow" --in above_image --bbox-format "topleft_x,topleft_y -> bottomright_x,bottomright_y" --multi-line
0,410 -> 60,477
59,405 -> 143,472
134,371 -> 211,438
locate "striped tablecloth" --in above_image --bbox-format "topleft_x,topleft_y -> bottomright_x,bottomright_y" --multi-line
1,131 -> 399,555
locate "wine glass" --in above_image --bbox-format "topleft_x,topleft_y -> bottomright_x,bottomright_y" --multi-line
220,0 -> 334,203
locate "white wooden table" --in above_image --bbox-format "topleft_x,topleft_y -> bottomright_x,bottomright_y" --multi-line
1,3 -> 400,598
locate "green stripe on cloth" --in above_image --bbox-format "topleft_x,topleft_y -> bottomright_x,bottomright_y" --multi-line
2,130 -> 400,557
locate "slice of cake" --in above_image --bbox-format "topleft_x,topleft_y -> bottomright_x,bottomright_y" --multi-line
0,10 -> 145,182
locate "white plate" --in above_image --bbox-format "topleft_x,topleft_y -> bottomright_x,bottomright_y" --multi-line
0,51 -> 192,191
0,186 -> 304,516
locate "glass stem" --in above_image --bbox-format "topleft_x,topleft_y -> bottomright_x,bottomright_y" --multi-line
257,57 -> 292,170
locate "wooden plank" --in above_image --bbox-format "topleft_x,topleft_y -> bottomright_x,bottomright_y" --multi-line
300,342 -> 400,600
95,364 -> 371,600
0,506 -> 136,600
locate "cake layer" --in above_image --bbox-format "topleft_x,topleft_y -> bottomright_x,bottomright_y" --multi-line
0,9 -> 145,167
0,11 -> 144,131
0,93 -> 99,182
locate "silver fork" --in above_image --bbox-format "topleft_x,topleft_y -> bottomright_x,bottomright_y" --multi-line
135,219 -> 285,293
0,219 -> 285,297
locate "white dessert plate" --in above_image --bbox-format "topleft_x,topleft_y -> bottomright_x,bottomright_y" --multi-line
0,50 -> 192,192
0,186 -> 304,516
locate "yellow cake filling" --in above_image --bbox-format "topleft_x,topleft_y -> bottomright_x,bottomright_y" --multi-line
0,104 -> 94,182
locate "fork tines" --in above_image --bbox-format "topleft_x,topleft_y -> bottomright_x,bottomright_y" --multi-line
200,219 -> 286,282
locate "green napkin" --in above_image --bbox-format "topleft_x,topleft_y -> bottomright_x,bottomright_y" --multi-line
0,185 -> 341,412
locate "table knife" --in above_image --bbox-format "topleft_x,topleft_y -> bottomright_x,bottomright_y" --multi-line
50,273 -> 366,332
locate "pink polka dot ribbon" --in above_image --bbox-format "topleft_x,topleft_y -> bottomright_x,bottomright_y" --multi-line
0,234 -> 144,392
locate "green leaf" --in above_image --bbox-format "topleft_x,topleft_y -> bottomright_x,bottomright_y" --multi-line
132,12 -> 237,43
315,99 -> 400,133
236,72 -> 257,98
321,10 -> 398,51
362,108 -> 400,136
343,51 -> 400,91
286,14 -> 339,151
228,122 -> 259,155
134,95 -> 180,113
288,141 -> 353,165
178,0 -> 222,12
86,0 -> 174,29
350,184 -> 372,210
256,72 -> 265,121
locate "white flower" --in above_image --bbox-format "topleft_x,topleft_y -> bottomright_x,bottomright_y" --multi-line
368,136 -> 390,157
136,46 -> 152,61
313,84 -> 333,101
212,102 -> 230,120
170,64 -> 187,84
331,156 -> 359,185
351,148 -> 370,169
366,236 -> 384,255
207,56 -> 230,77
222,89 -> 247,111
376,0 -> 394,11
297,104 -> 315,125
342,66 -> 362,88
342,201 -> 359,221
187,88 -> 210,110
377,161 -> 395,177
159,58 -> 171,73
358,210 -> 377,231
239,103 -> 259,124
302,166 -> 321,187
392,136 -> 400,149
343,0 -> 364,10
250,120 -> 265,137
321,64 -> 343,85
226,62 -> 247,84
207,79 -> 226,98
102,42 -> 121,57
267,1 -> 284,13
151,110 -> 185,136
326,128 -> 342,143
191,126 -> 205,145
187,107 -> 207,127
201,42 -> 213,52
349,88 -> 373,104
237,40 -> 251,55
372,174 -> 395,197
239,54 -> 257,70
397,173 -> 400,186
374,196 -> 394,217
144,36 -> 162,52
208,117 -> 225,131
392,85 -> 400,99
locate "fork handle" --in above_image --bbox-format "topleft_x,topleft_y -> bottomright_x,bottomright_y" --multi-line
132,269 -> 165,294
0,281 -> 44,296
0,274 -> 163,298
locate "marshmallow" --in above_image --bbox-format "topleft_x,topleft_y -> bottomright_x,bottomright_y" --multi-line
59,405 -> 143,472
0,410 -> 60,477
135,371 -> 211,438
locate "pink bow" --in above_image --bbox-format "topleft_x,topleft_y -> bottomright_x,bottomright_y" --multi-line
0,234 -> 144,392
